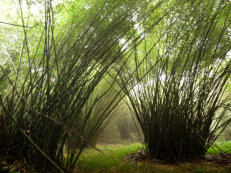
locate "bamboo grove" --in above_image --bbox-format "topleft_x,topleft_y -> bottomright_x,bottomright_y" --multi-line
0,0 -> 231,172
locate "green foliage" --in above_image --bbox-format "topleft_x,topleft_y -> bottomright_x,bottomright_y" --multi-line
117,0 -> 231,162
1,0 -> 231,172
0,0 -> 150,172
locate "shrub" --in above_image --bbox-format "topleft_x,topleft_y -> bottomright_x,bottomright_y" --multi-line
117,0 -> 231,162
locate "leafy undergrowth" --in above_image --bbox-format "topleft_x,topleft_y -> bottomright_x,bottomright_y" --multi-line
76,142 -> 231,173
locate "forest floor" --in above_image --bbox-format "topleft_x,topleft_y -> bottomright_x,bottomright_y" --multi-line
1,142 -> 231,173
75,142 -> 231,173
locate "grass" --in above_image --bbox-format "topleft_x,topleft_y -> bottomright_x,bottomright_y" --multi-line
76,142 -> 231,173
76,144 -> 142,172
207,141 -> 231,154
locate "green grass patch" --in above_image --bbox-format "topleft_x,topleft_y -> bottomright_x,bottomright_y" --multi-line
76,142 -> 231,173
76,144 -> 142,172
207,140 -> 231,154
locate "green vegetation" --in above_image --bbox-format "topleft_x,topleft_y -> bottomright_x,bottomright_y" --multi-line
0,0 -> 150,172
77,144 -> 142,172
76,143 -> 231,173
0,0 -> 231,172
207,141 -> 231,154
117,0 -> 231,162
